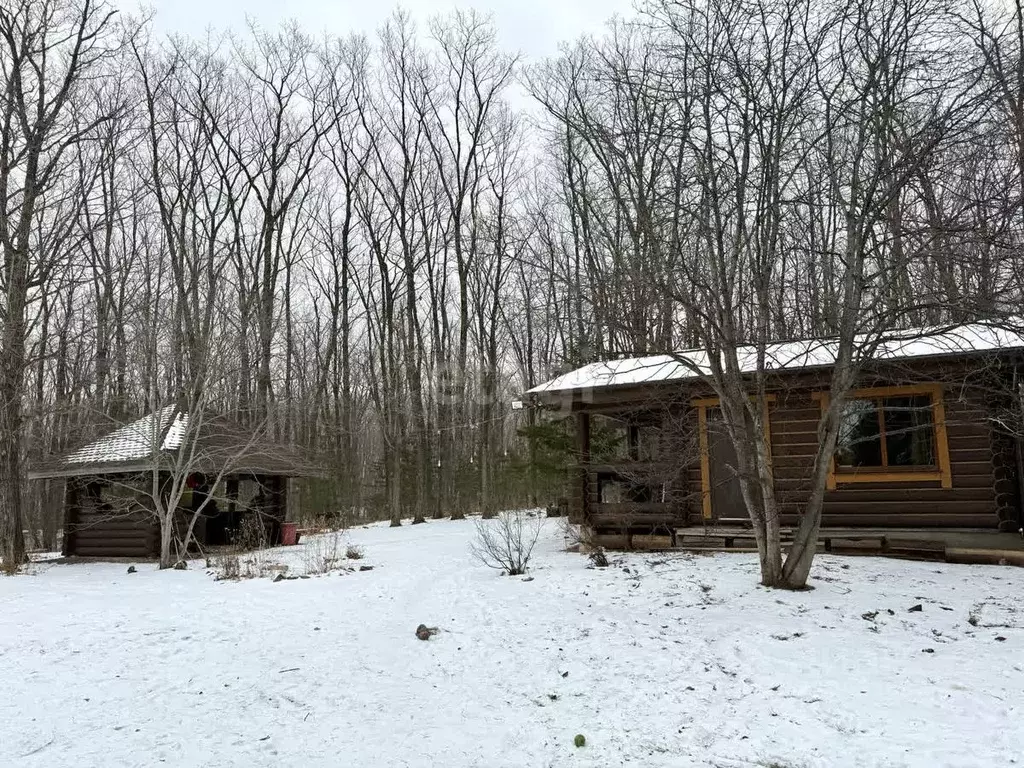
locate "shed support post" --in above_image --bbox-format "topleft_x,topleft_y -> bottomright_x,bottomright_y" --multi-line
285,477 -> 299,523
62,480 -> 79,557
270,477 -> 285,544
226,476 -> 239,537
226,476 -> 239,516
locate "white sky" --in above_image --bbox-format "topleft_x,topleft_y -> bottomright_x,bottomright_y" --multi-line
122,0 -> 634,60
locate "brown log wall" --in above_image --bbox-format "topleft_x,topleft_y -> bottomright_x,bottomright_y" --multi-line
68,509 -> 159,558
580,382 -> 1019,531
767,391 -> 1007,528
65,479 -> 159,558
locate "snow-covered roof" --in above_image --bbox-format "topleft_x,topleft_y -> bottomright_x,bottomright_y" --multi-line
63,406 -> 187,466
526,321 -> 1024,396
30,406 -> 322,480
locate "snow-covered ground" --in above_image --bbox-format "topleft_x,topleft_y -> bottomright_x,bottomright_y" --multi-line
2,517 -> 1022,767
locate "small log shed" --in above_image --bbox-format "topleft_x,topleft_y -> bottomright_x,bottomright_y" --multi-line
523,321 -> 1024,551
28,406 -> 321,558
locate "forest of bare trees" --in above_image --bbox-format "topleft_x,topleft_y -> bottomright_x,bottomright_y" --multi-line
4,0 -> 1024,570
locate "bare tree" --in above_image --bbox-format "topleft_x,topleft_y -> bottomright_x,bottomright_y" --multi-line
0,0 -> 122,567
530,0 -> 985,587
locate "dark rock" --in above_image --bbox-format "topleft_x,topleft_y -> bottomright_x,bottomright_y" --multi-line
908,604 -> 923,613
273,573 -> 286,583
995,636 -> 1007,642
127,565 -> 136,574
359,565 -> 373,572
416,624 -> 437,641
922,648 -> 935,653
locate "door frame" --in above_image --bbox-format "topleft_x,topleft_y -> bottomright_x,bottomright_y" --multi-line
693,396 -> 775,520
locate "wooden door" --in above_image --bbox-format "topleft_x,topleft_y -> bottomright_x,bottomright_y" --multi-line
707,407 -> 746,521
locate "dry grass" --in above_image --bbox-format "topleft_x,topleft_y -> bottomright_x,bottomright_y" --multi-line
559,517 -> 597,553
210,553 -> 241,580
209,548 -> 285,580
304,530 -> 345,575
208,516 -> 283,580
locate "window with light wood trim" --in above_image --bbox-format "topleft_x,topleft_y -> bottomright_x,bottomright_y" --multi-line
815,384 -> 952,490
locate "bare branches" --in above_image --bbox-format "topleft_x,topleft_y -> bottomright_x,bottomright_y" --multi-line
470,508 -> 542,575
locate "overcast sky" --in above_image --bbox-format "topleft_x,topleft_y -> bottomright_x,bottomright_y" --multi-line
122,0 -> 634,60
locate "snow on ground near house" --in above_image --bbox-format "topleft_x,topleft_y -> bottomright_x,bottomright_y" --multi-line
2,518 -> 1022,768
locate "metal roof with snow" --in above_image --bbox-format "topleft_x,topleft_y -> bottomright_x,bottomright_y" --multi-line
61,406 -> 186,468
525,321 -> 1024,396
29,407 -> 321,480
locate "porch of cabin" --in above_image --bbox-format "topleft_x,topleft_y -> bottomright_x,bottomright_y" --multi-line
565,380 -> 1024,563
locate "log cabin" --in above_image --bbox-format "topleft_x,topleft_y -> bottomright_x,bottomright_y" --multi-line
523,322 -> 1024,554
29,406 -> 320,558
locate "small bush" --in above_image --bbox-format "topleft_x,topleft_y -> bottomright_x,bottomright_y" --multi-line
471,509 -> 542,576
345,544 -> 364,560
588,548 -> 609,568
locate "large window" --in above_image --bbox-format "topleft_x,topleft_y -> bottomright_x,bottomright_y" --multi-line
819,385 -> 951,488
836,394 -> 936,469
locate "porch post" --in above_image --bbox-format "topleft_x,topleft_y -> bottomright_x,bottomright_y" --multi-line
571,411 -> 591,523
627,422 -> 640,461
